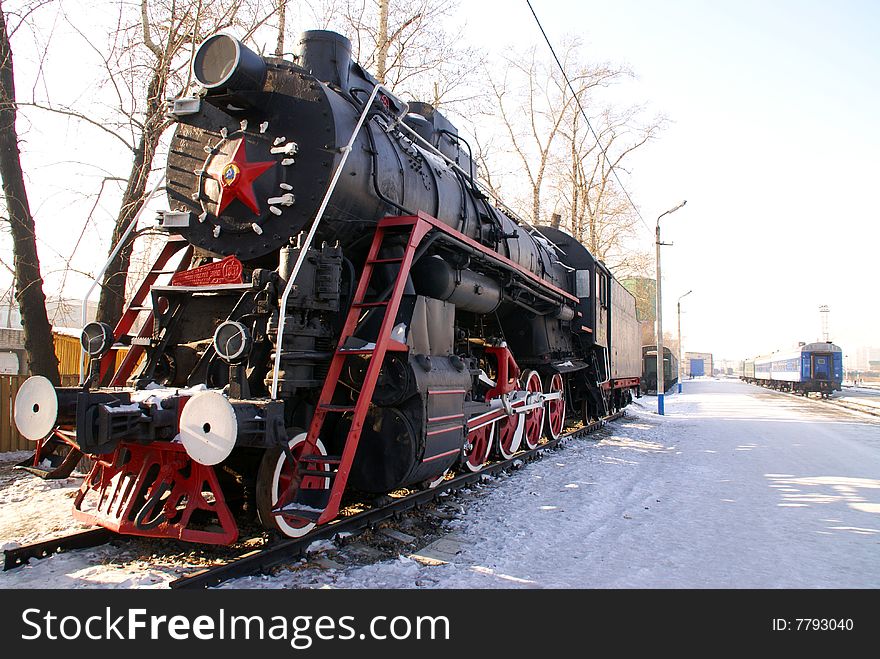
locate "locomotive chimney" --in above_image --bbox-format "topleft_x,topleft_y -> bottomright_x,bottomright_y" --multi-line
296,30 -> 352,90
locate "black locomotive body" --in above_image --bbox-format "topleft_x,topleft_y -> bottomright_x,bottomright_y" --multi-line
13,31 -> 642,543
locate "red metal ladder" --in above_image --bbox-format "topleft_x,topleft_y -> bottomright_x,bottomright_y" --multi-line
97,236 -> 193,385
275,216 -> 432,526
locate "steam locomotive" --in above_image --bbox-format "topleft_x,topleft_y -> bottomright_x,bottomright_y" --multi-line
13,30 -> 641,544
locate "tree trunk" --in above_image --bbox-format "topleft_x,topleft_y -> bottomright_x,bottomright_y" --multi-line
570,114 -> 579,236
95,66 -> 166,329
0,6 -> 59,384
375,0 -> 389,84
274,0 -> 286,57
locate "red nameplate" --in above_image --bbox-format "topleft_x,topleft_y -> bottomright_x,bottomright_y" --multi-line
171,255 -> 244,286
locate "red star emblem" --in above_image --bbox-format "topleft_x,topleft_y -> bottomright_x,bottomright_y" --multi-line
210,139 -> 275,215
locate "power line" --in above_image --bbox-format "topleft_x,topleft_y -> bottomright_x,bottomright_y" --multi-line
525,0 -> 651,234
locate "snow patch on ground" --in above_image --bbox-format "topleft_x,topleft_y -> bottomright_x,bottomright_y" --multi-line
3,380 -> 880,589
0,462 -> 93,549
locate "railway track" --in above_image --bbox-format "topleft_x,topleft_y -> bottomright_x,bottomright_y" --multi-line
2,528 -> 116,571
2,410 -> 625,587
756,384 -> 880,418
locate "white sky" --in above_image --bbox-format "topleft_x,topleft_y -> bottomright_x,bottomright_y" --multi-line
462,0 -> 879,363
1,0 -> 878,365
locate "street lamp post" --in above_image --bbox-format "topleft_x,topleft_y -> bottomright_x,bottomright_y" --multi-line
677,290 -> 693,393
655,200 -> 687,415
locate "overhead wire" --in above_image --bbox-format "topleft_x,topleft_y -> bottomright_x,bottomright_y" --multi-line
525,0 -> 652,234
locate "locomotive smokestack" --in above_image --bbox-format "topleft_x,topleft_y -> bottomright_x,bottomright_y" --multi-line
192,33 -> 267,93
296,30 -> 352,90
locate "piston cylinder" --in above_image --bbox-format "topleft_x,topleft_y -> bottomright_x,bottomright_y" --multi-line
411,255 -> 502,314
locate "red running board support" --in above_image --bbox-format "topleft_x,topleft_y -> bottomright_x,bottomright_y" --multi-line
73,442 -> 238,545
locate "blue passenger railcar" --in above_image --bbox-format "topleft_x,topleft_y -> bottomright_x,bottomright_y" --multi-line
745,342 -> 842,398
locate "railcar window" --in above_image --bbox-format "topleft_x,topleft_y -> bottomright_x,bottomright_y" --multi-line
575,270 -> 590,298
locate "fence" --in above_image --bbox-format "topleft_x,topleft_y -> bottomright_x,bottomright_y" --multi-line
1,373 -> 81,453
1,332 -> 122,453
1,374 -> 27,452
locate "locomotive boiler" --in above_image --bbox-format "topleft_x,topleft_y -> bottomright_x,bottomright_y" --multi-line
13,30 -> 641,544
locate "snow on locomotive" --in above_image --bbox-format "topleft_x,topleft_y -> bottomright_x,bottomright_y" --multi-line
13,31 -> 641,544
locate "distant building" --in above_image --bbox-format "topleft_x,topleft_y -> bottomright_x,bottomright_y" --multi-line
713,358 -> 739,376
0,328 -> 25,375
684,351 -> 714,378
0,297 -> 98,331
856,346 -> 880,371
1,297 -> 98,377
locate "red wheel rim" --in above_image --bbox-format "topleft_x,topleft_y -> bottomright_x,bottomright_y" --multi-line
496,409 -> 524,459
464,421 -> 494,471
274,435 -> 328,535
546,373 -> 565,439
522,370 -> 543,449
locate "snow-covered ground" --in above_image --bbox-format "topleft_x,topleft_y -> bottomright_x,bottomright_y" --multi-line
2,378 -> 879,588
834,385 -> 880,415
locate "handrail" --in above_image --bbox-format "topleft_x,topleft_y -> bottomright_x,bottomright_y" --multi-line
79,174 -> 167,384
270,84 -> 409,399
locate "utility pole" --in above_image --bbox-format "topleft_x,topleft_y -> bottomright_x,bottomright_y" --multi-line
677,290 -> 693,393
655,200 -> 687,415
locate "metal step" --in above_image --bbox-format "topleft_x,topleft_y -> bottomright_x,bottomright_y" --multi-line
300,454 -> 341,464
300,469 -> 337,478
273,505 -> 322,522
367,257 -> 403,264
319,404 -> 356,413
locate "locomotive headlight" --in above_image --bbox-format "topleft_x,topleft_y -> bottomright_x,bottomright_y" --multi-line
13,376 -> 58,441
192,33 -> 267,92
80,321 -> 115,358
213,320 -> 253,364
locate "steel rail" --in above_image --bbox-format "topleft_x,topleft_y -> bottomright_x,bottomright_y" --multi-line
2,528 -> 115,571
170,410 -> 625,589
2,411 -> 626,581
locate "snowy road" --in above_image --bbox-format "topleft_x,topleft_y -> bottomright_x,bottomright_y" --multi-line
2,379 -> 879,588
229,378 -> 880,589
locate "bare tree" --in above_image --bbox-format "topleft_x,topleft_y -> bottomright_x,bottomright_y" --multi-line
0,0 -> 59,383
274,0 -> 287,57
482,42 -> 627,226
13,2 -> 277,331
311,0 -> 483,107
90,1 -> 282,330
561,101 -> 663,277
481,40 -> 663,274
